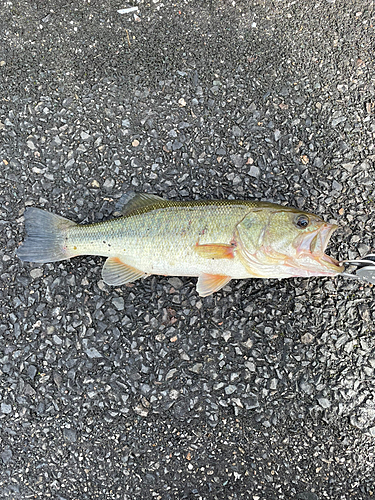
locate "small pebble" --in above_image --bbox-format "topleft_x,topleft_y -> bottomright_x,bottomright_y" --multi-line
30,268 -> 43,279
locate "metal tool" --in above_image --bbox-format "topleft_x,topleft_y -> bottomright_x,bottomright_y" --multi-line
340,254 -> 375,284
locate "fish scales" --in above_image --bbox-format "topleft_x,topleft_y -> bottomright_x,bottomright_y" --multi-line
66,202 -> 254,278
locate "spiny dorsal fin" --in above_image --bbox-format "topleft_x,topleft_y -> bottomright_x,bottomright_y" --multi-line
114,191 -> 166,216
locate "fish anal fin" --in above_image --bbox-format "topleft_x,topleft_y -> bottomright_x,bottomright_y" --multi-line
196,273 -> 231,297
194,243 -> 235,260
102,256 -> 147,286
114,191 -> 166,216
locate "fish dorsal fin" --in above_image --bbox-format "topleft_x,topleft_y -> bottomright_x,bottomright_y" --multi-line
102,256 -> 147,286
196,273 -> 231,297
114,191 -> 166,216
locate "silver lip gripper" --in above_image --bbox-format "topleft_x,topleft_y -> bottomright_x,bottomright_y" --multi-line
340,254 -> 375,284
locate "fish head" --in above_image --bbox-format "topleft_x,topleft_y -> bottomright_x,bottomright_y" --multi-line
263,208 -> 344,277
237,205 -> 344,278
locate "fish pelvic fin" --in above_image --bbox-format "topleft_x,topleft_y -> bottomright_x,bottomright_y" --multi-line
17,207 -> 77,263
102,256 -> 148,286
196,273 -> 231,297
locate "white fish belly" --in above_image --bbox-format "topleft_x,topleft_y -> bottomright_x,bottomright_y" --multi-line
138,254 -> 252,279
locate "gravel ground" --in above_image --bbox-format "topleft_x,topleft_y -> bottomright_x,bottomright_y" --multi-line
1,0 -> 375,498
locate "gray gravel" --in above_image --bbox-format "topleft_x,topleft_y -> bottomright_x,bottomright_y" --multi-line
1,0 -> 375,498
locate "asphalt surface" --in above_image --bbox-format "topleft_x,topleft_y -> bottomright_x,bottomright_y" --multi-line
1,0 -> 375,499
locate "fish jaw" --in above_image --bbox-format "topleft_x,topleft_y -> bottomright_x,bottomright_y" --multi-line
292,223 -> 344,276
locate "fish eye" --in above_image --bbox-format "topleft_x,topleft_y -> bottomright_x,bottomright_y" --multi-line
295,214 -> 310,229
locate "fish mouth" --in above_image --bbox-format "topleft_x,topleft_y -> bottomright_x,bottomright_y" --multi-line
296,223 -> 344,274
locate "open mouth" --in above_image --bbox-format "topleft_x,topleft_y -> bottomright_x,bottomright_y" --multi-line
310,224 -> 335,253
298,223 -> 344,272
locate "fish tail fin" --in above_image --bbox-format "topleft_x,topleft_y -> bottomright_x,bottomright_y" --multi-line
17,207 -> 77,263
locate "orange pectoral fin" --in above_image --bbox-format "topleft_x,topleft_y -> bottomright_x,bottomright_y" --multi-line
196,273 -> 231,297
194,243 -> 236,259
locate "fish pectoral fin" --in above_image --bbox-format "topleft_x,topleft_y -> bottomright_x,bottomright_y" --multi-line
193,243 -> 235,259
196,273 -> 231,297
102,257 -> 147,286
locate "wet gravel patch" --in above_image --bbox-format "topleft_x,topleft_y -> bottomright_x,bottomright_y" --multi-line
1,0 -> 375,498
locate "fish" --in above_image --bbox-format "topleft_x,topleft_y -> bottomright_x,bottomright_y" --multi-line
16,192 -> 344,297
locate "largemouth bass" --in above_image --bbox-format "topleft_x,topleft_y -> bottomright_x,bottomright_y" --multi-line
17,192 -> 344,296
